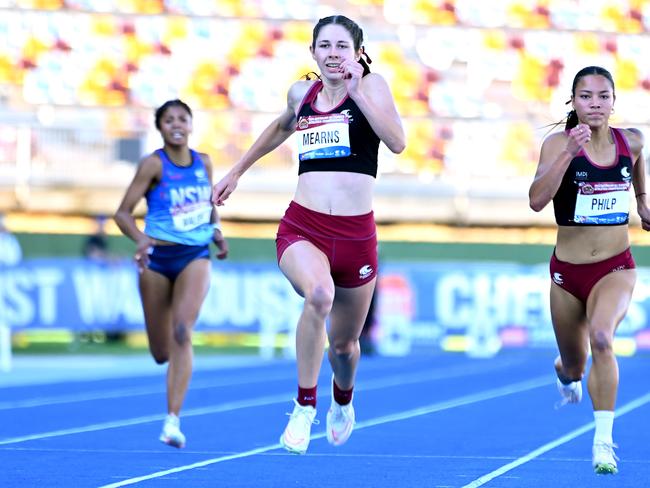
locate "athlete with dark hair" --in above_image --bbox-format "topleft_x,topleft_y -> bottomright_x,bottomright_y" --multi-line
213,15 -> 404,454
529,66 -> 649,474
115,99 -> 228,448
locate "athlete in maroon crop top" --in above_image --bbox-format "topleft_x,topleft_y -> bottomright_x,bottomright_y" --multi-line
212,15 -> 405,454
529,66 -> 650,474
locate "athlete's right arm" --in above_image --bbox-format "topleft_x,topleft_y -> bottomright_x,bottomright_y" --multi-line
114,155 -> 161,265
212,81 -> 311,206
528,125 -> 589,212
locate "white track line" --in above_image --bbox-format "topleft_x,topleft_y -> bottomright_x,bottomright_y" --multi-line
97,376 -> 551,488
0,371 -> 295,411
0,392 -> 291,446
0,355 -> 525,411
461,391 -> 650,488
0,359 -> 529,446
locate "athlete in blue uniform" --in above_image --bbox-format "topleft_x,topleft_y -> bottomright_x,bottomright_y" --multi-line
529,66 -> 649,474
114,99 -> 228,448
213,15 -> 405,454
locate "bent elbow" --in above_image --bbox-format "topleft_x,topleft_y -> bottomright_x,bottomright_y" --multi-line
389,139 -> 406,154
529,198 -> 546,213
113,210 -> 128,228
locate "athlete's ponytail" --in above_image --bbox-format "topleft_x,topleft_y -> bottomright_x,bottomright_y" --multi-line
565,108 -> 579,131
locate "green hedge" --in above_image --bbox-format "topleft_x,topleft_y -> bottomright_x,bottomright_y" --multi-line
15,232 -> 650,265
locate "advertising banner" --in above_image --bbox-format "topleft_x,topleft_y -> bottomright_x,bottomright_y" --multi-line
2,258 -> 649,356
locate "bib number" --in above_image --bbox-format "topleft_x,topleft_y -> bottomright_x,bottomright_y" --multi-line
574,182 -> 630,224
171,203 -> 211,231
297,113 -> 351,161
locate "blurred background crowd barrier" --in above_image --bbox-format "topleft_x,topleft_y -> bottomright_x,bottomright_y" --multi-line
2,1 -> 650,363
2,0 -> 650,224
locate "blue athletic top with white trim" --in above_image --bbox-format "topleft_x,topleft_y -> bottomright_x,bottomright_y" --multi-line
144,149 -> 214,245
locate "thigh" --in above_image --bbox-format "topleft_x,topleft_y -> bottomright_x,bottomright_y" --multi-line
172,258 -> 212,325
550,282 -> 589,358
328,278 -> 377,343
279,240 -> 334,297
139,268 -> 174,347
586,269 -> 636,334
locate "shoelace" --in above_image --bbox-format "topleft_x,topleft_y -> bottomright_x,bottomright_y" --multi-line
594,441 -> 620,462
330,404 -> 354,423
554,384 -> 579,410
554,397 -> 571,410
285,402 -> 319,425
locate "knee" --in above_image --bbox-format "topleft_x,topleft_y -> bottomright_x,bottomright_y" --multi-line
329,337 -> 359,358
150,349 -> 169,365
304,284 -> 334,319
590,329 -> 613,355
173,322 -> 192,347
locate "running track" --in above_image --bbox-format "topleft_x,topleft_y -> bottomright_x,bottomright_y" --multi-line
1,349 -> 648,487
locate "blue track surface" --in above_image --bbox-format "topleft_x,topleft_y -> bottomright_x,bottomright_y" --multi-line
1,350 -> 648,487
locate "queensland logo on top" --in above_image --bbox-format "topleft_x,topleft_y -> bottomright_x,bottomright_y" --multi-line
580,183 -> 595,195
298,117 -> 309,130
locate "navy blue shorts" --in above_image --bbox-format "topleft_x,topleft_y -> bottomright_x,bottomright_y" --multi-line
147,244 -> 210,281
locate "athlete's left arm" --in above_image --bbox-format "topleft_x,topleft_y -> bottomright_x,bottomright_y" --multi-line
626,128 -> 650,231
349,73 -> 405,154
201,152 -> 229,259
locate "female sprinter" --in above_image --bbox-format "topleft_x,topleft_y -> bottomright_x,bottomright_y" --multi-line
212,15 -> 405,454
115,99 -> 228,448
529,66 -> 649,474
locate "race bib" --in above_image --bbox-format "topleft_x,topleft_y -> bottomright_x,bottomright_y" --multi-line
574,181 -> 630,224
171,202 -> 212,231
296,113 -> 351,161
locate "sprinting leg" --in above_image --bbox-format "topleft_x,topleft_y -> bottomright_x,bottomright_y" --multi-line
157,258 -> 211,448
550,284 -> 588,407
325,279 -> 375,446
585,270 -> 635,474
278,241 -> 333,454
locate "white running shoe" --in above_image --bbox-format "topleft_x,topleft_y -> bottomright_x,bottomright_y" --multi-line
555,377 -> 582,409
280,400 -> 317,454
592,440 -> 619,474
326,377 -> 355,446
159,413 -> 186,448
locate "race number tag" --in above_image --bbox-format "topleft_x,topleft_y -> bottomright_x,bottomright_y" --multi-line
171,202 -> 212,231
574,181 -> 630,224
297,113 -> 351,161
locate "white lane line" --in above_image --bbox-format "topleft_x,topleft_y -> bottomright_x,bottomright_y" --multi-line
96,376 -> 551,488
0,358 -> 529,446
461,391 -> 650,488
0,372 -> 295,411
0,392 -> 291,446
0,355 -> 525,411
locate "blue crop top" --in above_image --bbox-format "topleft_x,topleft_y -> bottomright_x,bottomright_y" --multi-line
144,149 -> 214,245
